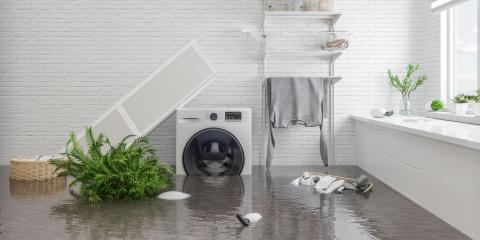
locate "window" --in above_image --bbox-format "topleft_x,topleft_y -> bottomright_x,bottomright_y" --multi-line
441,0 -> 478,102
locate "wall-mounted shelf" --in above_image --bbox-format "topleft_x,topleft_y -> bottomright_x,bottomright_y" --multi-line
265,11 -> 342,26
266,30 -> 350,38
264,31 -> 350,51
265,76 -> 342,85
264,49 -> 343,61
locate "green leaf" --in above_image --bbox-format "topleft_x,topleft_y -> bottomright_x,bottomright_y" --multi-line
388,64 -> 427,97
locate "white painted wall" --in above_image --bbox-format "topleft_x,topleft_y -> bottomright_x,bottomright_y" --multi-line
0,0 -> 440,166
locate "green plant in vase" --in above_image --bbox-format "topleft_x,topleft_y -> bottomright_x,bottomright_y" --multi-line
49,127 -> 174,203
388,64 -> 427,116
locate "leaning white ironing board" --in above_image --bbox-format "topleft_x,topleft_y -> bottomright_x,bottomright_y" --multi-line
68,40 -> 216,147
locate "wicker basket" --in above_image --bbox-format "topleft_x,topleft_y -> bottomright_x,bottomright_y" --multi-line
10,177 -> 67,196
10,158 -> 60,180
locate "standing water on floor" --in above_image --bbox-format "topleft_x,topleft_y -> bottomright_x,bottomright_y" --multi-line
0,166 -> 469,240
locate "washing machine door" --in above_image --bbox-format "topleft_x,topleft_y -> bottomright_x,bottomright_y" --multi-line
183,128 -> 244,176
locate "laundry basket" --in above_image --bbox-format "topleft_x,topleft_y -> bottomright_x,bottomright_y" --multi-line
10,176 -> 67,196
10,158 -> 61,180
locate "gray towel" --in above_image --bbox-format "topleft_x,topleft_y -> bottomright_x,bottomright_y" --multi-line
266,77 -> 329,168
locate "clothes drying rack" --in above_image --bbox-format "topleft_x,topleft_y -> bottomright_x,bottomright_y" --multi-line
260,11 -> 348,166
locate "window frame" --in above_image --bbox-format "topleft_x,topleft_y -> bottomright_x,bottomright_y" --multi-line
440,0 -> 480,103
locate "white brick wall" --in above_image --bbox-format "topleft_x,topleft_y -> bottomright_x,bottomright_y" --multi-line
0,0 -> 440,166
0,0 -> 263,166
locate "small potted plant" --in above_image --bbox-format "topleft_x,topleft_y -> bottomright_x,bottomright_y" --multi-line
451,94 -> 469,115
427,99 -> 444,112
472,90 -> 480,116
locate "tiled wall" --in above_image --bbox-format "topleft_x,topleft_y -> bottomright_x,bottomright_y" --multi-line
0,0 -> 439,166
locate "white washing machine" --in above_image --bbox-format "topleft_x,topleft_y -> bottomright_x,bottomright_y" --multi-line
176,108 -> 252,175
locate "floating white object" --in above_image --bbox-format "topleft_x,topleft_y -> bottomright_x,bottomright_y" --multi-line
61,40 -> 216,150
299,176 -> 320,187
291,177 -> 302,186
244,213 -> 262,224
324,180 -> 345,194
158,191 -> 191,200
314,175 -> 337,191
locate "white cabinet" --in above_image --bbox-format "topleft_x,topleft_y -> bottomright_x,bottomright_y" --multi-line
355,121 -> 480,240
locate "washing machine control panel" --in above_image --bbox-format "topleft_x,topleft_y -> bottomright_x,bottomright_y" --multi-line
225,111 -> 242,121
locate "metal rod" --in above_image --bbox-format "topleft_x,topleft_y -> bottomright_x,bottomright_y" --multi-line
329,19 -> 335,166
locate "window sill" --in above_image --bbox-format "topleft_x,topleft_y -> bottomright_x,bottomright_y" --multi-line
350,114 -> 480,152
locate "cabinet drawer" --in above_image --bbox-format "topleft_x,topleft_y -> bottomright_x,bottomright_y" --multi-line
376,152 -> 422,203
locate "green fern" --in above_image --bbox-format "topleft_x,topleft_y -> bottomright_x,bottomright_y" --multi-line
49,127 -> 174,203
388,64 -> 427,97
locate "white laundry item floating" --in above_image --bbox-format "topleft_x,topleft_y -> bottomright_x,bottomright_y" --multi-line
299,176 -> 320,187
314,175 -> 337,191
158,191 -> 191,200
295,171 -> 374,194
291,177 -> 302,186
324,180 -> 345,194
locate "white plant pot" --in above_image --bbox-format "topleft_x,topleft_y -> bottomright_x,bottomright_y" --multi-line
472,102 -> 480,116
451,103 -> 469,115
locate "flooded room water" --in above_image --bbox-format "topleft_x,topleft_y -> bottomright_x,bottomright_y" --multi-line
0,166 -> 470,240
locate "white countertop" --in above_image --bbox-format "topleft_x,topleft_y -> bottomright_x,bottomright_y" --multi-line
351,114 -> 480,152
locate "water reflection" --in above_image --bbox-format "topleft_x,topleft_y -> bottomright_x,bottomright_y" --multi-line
10,176 -> 67,197
50,198 -> 172,240
173,175 -> 252,239
181,176 -> 246,216
0,166 -> 468,240
253,170 -> 379,240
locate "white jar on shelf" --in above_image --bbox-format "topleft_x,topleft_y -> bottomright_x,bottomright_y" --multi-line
317,0 -> 335,11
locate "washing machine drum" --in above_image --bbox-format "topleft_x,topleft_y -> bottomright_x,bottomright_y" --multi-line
183,128 -> 244,176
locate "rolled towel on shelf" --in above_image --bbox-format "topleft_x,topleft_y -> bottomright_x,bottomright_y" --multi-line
322,39 -> 349,51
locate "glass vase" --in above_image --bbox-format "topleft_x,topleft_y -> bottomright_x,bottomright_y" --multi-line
399,96 -> 412,116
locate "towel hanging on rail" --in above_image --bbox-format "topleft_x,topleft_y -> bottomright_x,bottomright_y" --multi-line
266,77 -> 329,168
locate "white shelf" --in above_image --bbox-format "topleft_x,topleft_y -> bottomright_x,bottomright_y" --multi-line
264,49 -> 343,61
266,30 -> 350,38
265,76 -> 342,85
265,11 -> 342,26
